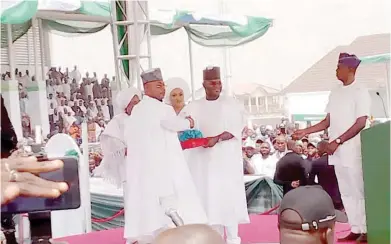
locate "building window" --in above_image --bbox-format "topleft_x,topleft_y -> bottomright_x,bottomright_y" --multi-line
258,97 -> 265,106
251,97 -> 257,106
272,96 -> 279,104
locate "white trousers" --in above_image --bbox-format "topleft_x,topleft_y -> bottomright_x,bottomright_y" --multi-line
334,163 -> 367,234
212,225 -> 241,244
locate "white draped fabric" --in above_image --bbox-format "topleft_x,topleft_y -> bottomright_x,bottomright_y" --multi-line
183,96 -> 249,227
94,113 -> 127,187
123,95 -> 207,243
95,87 -> 141,187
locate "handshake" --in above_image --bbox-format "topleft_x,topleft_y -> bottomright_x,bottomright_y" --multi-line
1,150 -> 68,205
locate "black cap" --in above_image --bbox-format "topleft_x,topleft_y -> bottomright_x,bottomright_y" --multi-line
278,186 -> 348,231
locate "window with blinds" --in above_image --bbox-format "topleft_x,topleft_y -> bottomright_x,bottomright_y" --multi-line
1,25 -> 48,67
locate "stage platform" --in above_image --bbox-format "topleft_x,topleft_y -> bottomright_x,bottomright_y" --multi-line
56,215 -> 353,244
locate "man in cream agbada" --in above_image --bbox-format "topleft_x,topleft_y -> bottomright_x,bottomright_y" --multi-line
123,68 -> 207,244
184,66 -> 249,244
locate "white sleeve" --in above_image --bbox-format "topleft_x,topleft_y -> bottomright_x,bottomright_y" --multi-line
160,106 -> 191,132
355,88 -> 371,118
325,91 -> 333,113
224,100 -> 245,139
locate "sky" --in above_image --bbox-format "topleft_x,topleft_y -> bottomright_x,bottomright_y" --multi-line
49,0 -> 390,91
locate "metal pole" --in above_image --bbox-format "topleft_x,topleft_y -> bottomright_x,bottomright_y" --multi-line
32,19 -> 39,80
27,27 -> 31,73
110,24 -> 122,90
144,1 -> 152,69
187,36 -> 196,101
81,121 -> 92,233
38,19 -> 46,81
7,24 -> 15,80
110,1 -> 122,90
131,1 -> 142,90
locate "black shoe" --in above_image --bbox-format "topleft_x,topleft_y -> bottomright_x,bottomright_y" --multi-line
356,233 -> 367,243
4,232 -> 18,244
338,232 -> 361,241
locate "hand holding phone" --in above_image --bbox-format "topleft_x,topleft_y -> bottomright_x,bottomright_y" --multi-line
1,156 -> 68,205
1,156 -> 80,214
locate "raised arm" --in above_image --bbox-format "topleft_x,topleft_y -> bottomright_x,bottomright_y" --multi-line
160,106 -> 194,132
160,116 -> 194,132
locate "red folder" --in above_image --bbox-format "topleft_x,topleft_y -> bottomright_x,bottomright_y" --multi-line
181,138 -> 208,150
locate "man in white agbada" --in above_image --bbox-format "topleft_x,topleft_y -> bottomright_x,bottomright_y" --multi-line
183,66 -> 249,244
293,53 -> 370,243
124,68 -> 207,244
95,87 -> 142,187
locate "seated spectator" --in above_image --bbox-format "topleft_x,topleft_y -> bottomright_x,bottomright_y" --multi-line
306,140 -> 319,161
278,186 -> 347,244
247,142 -> 277,177
294,140 -> 305,157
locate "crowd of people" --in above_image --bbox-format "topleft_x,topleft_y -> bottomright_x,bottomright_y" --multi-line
1,52 -> 371,244
2,66 -> 117,143
241,123 -> 327,176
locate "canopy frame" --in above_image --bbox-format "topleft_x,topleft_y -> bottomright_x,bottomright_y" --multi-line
111,0 -> 152,91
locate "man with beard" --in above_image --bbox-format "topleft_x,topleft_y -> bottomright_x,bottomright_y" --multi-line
183,66 -> 249,244
248,142 -> 277,178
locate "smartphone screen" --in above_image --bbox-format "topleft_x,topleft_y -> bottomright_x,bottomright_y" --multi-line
1,156 -> 81,214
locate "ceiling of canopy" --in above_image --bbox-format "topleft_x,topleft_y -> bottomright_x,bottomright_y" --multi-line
1,0 -> 273,50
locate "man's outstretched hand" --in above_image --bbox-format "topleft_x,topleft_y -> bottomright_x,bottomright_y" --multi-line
203,136 -> 219,148
291,129 -> 307,140
1,156 -> 69,205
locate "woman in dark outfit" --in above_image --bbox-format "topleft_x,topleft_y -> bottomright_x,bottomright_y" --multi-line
1,95 -> 19,244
